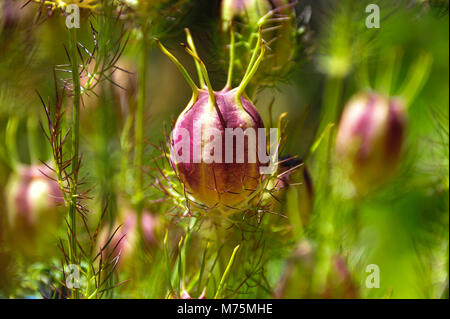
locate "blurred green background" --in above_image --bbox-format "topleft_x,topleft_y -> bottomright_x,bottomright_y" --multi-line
0,0 -> 448,299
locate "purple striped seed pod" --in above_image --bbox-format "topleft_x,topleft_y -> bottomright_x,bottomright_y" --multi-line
157,27 -> 269,209
335,92 -> 407,192
170,88 -> 265,208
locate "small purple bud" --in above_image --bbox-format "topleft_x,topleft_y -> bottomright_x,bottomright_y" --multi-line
5,164 -> 63,233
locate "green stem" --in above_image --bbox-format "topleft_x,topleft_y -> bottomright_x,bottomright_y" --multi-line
399,52 -> 433,107
68,27 -> 80,267
135,27 -> 148,216
241,27 -> 262,85
67,27 -> 81,300
197,241 -> 209,296
155,39 -> 199,94
100,81 -> 117,227
236,40 -> 265,100
183,45 -> 215,105
5,117 -> 19,171
185,28 -> 205,88
224,27 -> 235,90
312,76 -> 343,294
214,244 -> 240,299
163,230 -> 173,293
27,117 -> 40,164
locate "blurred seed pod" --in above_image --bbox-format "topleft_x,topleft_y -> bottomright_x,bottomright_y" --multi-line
4,164 -> 63,254
221,0 -> 272,30
98,210 -> 138,269
321,255 -> 359,299
121,0 -> 191,39
170,288 -> 206,299
274,241 -> 359,298
111,59 -> 138,117
98,210 -> 158,268
335,92 -> 407,194
220,0 -> 311,92
273,240 -> 315,298
79,58 -> 137,127
141,211 -> 158,246
1,0 -> 34,31
1,0 -> 21,31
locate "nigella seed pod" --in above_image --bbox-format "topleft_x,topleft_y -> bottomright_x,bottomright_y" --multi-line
274,242 -> 358,298
98,210 -> 157,267
322,255 -> 359,299
98,210 -> 138,268
220,0 -> 298,90
157,28 -> 270,209
335,92 -> 407,192
4,164 -> 63,252
171,88 -> 265,207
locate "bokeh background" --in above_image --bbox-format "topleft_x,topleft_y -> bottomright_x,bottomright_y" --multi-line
0,0 -> 448,299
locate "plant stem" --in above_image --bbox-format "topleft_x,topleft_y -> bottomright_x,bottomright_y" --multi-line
185,28 -> 205,88
236,41 -> 265,100
225,27 -> 235,90
183,46 -> 215,105
100,81 -> 117,227
312,76 -> 343,294
156,39 -> 199,93
214,244 -> 240,299
135,26 -> 148,216
68,27 -> 80,267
